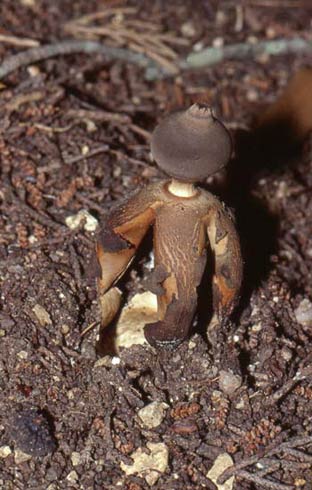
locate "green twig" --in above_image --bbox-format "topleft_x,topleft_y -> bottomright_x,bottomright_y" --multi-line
0,37 -> 311,82
0,40 -> 163,80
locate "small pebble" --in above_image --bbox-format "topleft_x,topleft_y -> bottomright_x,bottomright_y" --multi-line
32,304 -> 52,326
181,21 -> 196,38
14,449 -> 32,464
138,401 -> 168,429
66,470 -> 78,482
65,209 -> 98,232
207,453 -> 234,490
0,446 -> 12,458
212,37 -> 224,48
295,299 -> 312,329
219,370 -> 242,396
10,407 -> 56,457
71,451 -> 81,466
120,442 -> 168,486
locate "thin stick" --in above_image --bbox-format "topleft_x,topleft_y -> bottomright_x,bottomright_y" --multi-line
267,364 -> 312,404
0,34 -> 40,48
1,37 -> 311,82
218,436 -> 312,484
0,40 -> 161,80
236,470 -> 294,490
146,37 -> 312,79
65,144 -> 109,164
182,38 -> 312,69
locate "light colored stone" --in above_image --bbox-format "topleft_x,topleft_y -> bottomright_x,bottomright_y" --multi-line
65,209 -> 98,232
71,451 -> 81,466
14,449 -> 32,464
17,350 -> 28,360
207,453 -> 234,490
181,21 -> 196,38
138,401 -> 169,429
219,370 -> 242,396
111,356 -> 121,365
0,446 -> 11,458
33,304 -> 52,326
295,299 -> 312,329
61,324 -> 70,335
20,0 -> 36,5
66,470 -> 78,482
115,292 -> 158,353
120,442 -> 168,486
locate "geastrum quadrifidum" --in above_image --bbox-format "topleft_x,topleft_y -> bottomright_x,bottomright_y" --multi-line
95,103 -> 243,348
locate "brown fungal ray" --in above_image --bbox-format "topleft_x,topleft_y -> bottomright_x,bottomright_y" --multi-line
144,197 -> 208,348
204,201 -> 243,323
142,263 -> 170,296
144,294 -> 198,348
151,103 -> 232,183
96,186 -> 160,326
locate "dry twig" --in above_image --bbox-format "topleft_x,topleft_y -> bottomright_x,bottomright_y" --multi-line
0,40 -> 162,80
1,37 -> 311,82
218,436 -> 312,485
0,34 -> 39,48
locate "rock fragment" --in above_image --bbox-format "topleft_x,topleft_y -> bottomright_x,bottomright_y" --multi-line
219,370 -> 242,396
294,299 -> 312,329
207,453 -> 234,490
137,401 -> 168,429
120,442 -> 168,486
65,209 -> 98,232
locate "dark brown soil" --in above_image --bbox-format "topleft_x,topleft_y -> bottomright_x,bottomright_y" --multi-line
1,1 -> 312,489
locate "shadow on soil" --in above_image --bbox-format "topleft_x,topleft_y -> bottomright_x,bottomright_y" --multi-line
197,109 -> 306,344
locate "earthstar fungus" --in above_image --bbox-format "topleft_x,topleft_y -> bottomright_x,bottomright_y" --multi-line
96,103 -> 242,348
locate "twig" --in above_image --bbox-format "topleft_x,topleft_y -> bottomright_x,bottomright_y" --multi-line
0,40 -> 163,80
13,198 -> 66,231
64,7 -> 137,26
80,321 -> 100,337
146,37 -> 312,79
129,124 -> 151,142
236,470 -> 294,489
5,90 -> 45,112
246,0 -> 310,7
65,144 -> 109,164
110,149 -> 148,167
75,193 -> 107,215
266,364 -> 312,404
182,37 -> 312,69
0,34 -> 40,48
66,108 -> 131,125
1,37 -> 311,82
218,436 -> 312,484
22,122 -> 74,133
285,448 -> 312,463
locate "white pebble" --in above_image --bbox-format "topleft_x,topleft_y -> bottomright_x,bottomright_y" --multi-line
295,299 -> 312,329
